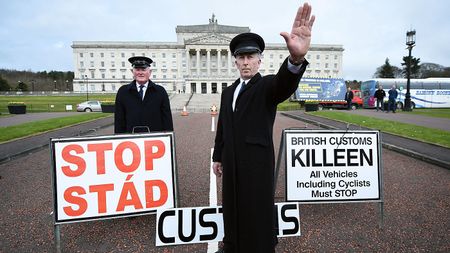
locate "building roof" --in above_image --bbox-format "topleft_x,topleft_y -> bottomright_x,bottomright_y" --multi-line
175,14 -> 250,34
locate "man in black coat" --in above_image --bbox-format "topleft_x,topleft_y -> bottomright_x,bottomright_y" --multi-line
114,56 -> 173,133
345,87 -> 354,110
212,3 -> 315,253
374,85 -> 386,111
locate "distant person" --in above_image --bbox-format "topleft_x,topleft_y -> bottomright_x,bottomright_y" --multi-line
387,85 -> 398,113
114,56 -> 173,133
345,87 -> 354,110
374,85 -> 386,111
212,3 -> 315,252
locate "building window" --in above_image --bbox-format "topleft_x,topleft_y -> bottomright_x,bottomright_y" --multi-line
112,75 -> 115,79
316,63 -> 320,68
325,63 -> 329,68
153,75 -> 157,78
91,72 -> 95,79
112,84 -> 116,91
90,61 -> 94,67
316,55 -> 320,60
122,62 -> 125,67
334,55 -> 338,60
279,54 -> 283,59
172,53 -> 176,58
222,83 -> 227,91
101,61 -> 105,67
90,53 -> 94,57
101,73 -> 105,79
80,61 -> 84,68
201,83 -> 207,94
142,53 -> 145,56
307,55 -> 311,60
152,53 -> 156,58
163,75 -> 166,78
121,53 -> 125,58
334,63 -> 338,69
122,75 -> 126,79
325,55 -> 329,60
80,53 -> 84,58
162,53 -> 166,58
100,52 -> 104,58
270,54 -> 274,59
111,62 -> 115,67
131,53 -> 135,57
111,52 -> 115,58
173,74 -> 176,78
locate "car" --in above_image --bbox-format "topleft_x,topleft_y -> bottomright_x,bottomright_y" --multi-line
76,100 -> 102,112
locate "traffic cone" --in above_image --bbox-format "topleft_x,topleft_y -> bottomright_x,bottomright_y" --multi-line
181,106 -> 189,116
210,104 -> 218,115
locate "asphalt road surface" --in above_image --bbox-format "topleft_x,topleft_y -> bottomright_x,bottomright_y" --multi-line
0,113 -> 449,252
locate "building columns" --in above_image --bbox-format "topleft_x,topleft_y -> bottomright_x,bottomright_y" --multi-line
217,49 -> 221,75
196,48 -> 200,76
206,49 -> 211,76
227,49 -> 232,75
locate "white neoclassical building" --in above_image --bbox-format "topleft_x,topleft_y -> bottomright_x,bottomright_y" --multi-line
72,15 -> 344,94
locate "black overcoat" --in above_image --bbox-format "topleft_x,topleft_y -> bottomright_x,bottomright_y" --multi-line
114,80 -> 173,133
213,58 -> 307,252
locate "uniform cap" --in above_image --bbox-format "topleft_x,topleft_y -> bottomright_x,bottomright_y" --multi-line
230,32 -> 265,56
128,56 -> 153,68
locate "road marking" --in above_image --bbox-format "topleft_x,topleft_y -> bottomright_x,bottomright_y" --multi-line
207,148 -> 219,253
211,116 -> 215,132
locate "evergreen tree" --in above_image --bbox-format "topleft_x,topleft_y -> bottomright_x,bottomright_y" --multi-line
0,75 -> 11,91
401,56 -> 421,78
374,58 -> 395,78
16,81 -> 29,91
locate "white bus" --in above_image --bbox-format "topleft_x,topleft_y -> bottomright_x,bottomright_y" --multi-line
361,78 -> 450,109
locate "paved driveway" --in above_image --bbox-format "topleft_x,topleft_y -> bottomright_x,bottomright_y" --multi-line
0,113 -> 449,252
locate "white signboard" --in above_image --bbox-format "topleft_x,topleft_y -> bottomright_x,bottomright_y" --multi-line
51,133 -> 177,224
156,203 -> 300,246
285,130 -> 381,203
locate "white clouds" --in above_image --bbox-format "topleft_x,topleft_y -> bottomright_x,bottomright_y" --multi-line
0,0 -> 449,79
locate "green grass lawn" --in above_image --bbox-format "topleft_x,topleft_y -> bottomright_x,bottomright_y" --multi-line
278,100 -> 301,111
0,94 -> 116,113
397,108 -> 450,119
309,111 -> 450,148
0,113 -> 111,143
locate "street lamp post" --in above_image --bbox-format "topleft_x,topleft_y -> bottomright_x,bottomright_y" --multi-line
404,29 -> 416,111
31,79 -> 35,92
54,80 -> 57,91
65,80 -> 69,91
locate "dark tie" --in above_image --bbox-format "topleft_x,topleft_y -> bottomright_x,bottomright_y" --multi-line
238,81 -> 246,96
139,85 -> 145,100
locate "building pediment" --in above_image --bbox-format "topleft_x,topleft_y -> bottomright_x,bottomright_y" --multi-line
185,33 -> 232,45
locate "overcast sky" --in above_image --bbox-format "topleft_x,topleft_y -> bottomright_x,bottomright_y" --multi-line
1,0 -> 449,80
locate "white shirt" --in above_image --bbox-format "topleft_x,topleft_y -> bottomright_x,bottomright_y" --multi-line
136,81 -> 148,100
232,79 -> 249,111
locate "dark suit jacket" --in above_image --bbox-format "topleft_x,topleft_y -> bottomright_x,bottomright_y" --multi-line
345,90 -> 354,101
114,80 -> 173,133
212,58 -> 307,252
